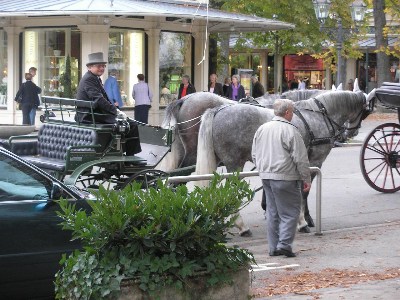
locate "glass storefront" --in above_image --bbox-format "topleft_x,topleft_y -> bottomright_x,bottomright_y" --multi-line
108,30 -> 144,107
23,28 -> 81,99
357,53 -> 400,92
0,30 -> 7,107
284,54 -> 325,90
159,31 -> 192,107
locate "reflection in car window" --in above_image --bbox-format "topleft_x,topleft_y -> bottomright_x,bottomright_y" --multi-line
0,153 -> 52,201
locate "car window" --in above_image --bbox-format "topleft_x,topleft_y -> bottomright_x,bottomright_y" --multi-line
0,153 -> 52,201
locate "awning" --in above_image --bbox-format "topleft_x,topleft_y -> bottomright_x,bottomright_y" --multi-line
0,0 -> 295,32
358,36 -> 399,48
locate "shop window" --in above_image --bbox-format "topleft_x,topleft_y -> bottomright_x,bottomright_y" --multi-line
108,30 -> 144,107
0,30 -> 7,107
23,29 -> 81,98
159,31 -> 192,107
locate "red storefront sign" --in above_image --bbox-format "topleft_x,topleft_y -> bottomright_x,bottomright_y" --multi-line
284,55 -> 324,71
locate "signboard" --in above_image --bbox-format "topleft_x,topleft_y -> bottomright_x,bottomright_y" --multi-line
284,55 -> 323,71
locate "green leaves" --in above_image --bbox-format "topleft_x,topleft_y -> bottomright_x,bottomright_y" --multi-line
55,174 -> 254,299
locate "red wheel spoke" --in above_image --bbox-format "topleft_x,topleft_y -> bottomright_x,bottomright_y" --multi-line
366,160 -> 386,175
370,161 -> 387,182
366,145 -> 386,156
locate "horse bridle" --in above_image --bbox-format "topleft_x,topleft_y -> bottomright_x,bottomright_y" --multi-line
294,96 -> 368,148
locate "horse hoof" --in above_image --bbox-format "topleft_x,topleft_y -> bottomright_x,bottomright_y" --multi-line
239,229 -> 252,237
298,226 -> 311,233
305,215 -> 315,227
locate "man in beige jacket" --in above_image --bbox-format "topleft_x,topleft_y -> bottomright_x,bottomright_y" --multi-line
252,99 -> 311,257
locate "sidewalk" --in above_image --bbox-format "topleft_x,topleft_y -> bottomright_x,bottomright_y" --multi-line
252,222 -> 400,299
248,112 -> 400,300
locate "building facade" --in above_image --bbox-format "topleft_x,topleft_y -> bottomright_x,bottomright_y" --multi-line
0,0 -> 293,125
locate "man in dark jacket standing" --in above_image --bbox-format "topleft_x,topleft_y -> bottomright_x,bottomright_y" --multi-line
251,75 -> 265,98
15,72 -> 41,125
75,52 -> 141,155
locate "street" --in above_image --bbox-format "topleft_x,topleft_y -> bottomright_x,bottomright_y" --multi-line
226,113 -> 400,299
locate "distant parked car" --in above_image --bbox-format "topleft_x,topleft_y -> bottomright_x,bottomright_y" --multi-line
0,147 -> 95,299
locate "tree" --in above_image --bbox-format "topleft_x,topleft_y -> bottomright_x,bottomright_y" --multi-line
219,0 -> 369,90
373,0 -> 391,87
60,55 -> 72,98
221,0 -> 323,92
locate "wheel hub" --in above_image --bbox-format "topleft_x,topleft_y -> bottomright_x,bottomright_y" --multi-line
387,151 -> 399,168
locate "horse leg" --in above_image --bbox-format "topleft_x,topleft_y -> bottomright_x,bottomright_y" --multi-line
234,213 -> 252,237
302,190 -> 315,227
302,171 -> 317,228
298,193 -> 311,233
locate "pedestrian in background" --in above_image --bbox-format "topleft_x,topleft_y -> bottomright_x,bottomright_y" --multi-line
223,77 -> 231,97
252,98 -> 311,258
208,73 -> 224,96
104,69 -> 124,107
251,75 -> 265,98
132,73 -> 152,124
290,79 -> 298,90
347,79 -> 354,91
227,74 -> 245,101
178,74 -> 196,99
15,72 -> 41,125
298,77 -> 306,90
28,66 -> 40,125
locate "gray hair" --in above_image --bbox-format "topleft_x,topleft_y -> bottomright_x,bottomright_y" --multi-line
251,75 -> 258,81
273,99 -> 294,117
231,74 -> 240,82
182,74 -> 190,82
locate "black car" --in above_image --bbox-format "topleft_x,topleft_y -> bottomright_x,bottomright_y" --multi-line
0,147 -> 95,299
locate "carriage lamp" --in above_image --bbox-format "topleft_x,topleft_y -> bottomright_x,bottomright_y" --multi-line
312,0 -> 367,87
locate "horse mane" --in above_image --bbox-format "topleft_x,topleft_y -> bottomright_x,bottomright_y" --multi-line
294,91 -> 365,113
161,99 -> 185,128
282,89 -> 325,101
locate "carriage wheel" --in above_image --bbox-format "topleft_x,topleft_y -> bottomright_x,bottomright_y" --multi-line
360,123 -> 400,193
119,169 -> 169,190
74,166 -> 128,190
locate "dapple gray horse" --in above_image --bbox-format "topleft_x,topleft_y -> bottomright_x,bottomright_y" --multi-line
195,89 -> 376,232
158,89 -> 330,236
159,89 -> 327,172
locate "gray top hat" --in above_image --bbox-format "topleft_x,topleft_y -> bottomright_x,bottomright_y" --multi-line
86,52 -> 107,66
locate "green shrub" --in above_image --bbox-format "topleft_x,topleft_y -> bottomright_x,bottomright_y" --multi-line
55,174 -> 255,299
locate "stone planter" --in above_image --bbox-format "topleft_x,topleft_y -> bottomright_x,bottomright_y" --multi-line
118,267 -> 250,300
0,125 -> 36,139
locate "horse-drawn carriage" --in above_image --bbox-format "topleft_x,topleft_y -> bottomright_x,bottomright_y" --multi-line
4,96 -> 194,190
360,82 -> 400,193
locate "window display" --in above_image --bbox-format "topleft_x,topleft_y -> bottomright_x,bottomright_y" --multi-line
159,32 -> 192,107
23,29 -> 81,99
108,30 -> 144,107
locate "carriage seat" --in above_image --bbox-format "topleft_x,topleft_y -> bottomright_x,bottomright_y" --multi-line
8,123 -> 101,172
376,82 -> 400,109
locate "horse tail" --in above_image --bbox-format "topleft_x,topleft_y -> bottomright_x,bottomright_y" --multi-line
195,107 -> 220,186
161,99 -> 184,129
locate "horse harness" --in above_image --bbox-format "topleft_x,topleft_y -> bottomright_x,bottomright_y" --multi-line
294,98 -> 365,152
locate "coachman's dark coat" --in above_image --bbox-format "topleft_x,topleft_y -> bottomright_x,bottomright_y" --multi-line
75,71 -> 141,155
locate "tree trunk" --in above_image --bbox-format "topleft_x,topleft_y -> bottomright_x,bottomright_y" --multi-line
219,33 -> 230,80
373,0 -> 391,87
208,36 -> 218,75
